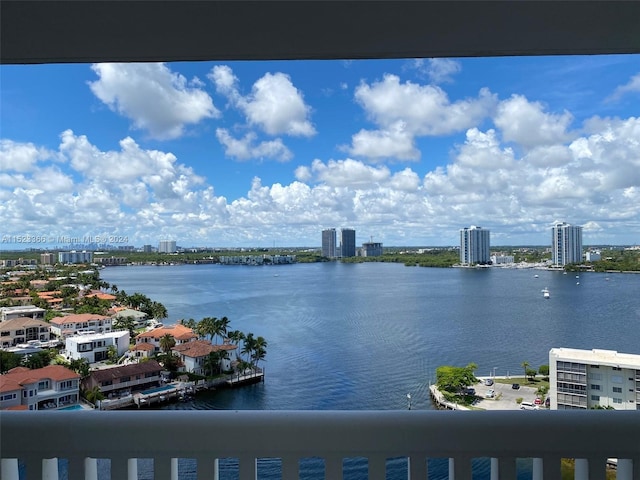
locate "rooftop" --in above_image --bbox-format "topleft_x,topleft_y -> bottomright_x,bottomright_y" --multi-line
550,347 -> 640,368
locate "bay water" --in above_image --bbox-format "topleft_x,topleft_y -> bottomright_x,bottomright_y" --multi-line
98,262 -> 640,479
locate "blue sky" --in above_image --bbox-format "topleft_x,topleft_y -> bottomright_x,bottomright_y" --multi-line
1,55 -> 639,248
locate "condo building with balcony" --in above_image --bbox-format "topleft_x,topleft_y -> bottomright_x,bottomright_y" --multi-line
549,347 -> 640,410
460,226 -> 490,265
0,365 -> 81,411
551,222 -> 583,266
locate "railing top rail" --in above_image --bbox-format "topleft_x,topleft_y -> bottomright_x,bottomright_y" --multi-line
2,410 -> 639,459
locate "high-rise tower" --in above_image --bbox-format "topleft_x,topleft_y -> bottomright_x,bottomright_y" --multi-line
321,229 -> 337,258
460,226 -> 490,265
340,228 -> 356,258
551,222 -> 583,266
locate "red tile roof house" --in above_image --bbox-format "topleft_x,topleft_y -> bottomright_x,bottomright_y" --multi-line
49,313 -> 112,338
81,360 -> 163,401
134,324 -> 197,355
0,317 -> 52,348
172,340 -> 238,376
0,365 -> 81,411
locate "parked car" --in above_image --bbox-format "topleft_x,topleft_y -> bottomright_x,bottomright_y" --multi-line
485,389 -> 495,398
511,383 -> 520,390
520,401 -> 539,410
534,397 -> 542,405
463,387 -> 476,396
484,378 -> 494,386
545,397 -> 550,408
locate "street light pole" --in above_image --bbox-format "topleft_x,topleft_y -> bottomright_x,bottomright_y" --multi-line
493,367 -> 498,381
407,393 -> 412,410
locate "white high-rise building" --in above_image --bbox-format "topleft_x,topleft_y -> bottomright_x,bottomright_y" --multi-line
158,240 -> 177,253
549,348 -> 640,410
551,222 -> 583,266
459,226 -> 490,265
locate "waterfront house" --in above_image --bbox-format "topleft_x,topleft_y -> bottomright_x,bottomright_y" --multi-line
65,330 -> 130,364
0,305 -> 46,323
49,313 -> 112,338
81,360 -> 163,399
172,340 -> 238,375
134,324 -> 197,354
0,317 -> 52,348
0,365 -> 80,411
111,308 -> 148,329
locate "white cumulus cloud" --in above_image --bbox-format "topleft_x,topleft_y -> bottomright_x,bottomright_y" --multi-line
89,63 -> 219,140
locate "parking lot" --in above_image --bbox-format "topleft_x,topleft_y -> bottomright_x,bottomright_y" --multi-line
472,377 -> 542,411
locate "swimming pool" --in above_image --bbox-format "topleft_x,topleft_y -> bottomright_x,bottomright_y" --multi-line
140,385 -> 175,395
58,404 -> 85,411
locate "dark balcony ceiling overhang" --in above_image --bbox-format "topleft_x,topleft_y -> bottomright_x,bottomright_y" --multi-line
1,0 -> 640,65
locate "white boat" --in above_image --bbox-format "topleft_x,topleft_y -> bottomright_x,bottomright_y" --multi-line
542,288 -> 550,299
534,274 -> 539,278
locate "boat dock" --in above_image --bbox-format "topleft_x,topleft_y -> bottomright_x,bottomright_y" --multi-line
226,370 -> 264,387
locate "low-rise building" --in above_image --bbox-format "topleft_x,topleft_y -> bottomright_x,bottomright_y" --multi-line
81,360 -> 163,399
112,308 -> 148,329
0,317 -> 52,348
0,365 -> 81,411
65,331 -> 130,363
49,313 -> 112,338
172,340 -> 238,375
134,324 -> 197,354
549,348 -> 640,410
0,305 -> 46,323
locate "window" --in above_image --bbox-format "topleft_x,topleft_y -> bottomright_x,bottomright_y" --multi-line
0,331 -> 9,336
613,387 -> 622,393
613,398 -> 623,404
611,375 -> 623,384
588,373 -> 602,380
591,395 -> 600,401
121,376 -> 131,383
101,380 -> 113,386
38,381 -> 50,390
590,384 -> 601,391
612,367 -> 622,371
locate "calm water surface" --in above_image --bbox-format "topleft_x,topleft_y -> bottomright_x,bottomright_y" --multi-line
98,263 -> 640,479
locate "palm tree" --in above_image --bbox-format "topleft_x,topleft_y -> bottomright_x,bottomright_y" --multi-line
521,361 -> 530,383
251,336 -> 268,368
218,316 -> 230,341
227,330 -> 245,346
159,334 -> 176,355
241,333 -> 256,363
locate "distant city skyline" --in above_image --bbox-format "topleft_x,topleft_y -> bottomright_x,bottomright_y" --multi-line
1,56 -> 639,247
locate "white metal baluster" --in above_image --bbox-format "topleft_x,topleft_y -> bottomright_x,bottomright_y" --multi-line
407,455 -> 427,480
127,458 -> 138,480
83,457 -> 98,480
575,458 -> 589,480
42,457 -> 58,480
1,458 -> 20,480
615,458 -> 633,480
532,458 -> 544,480
281,456 -> 299,480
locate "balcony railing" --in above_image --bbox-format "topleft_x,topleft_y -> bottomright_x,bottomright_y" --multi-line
1,410 -> 639,480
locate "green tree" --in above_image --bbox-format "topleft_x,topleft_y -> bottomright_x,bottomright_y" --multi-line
0,350 -> 21,373
83,385 -> 105,404
521,361 -> 530,382
69,358 -> 90,378
106,345 -> 118,364
526,368 -> 537,380
251,336 -> 267,368
538,364 -> 549,377
113,315 -> 136,340
436,363 -> 478,393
